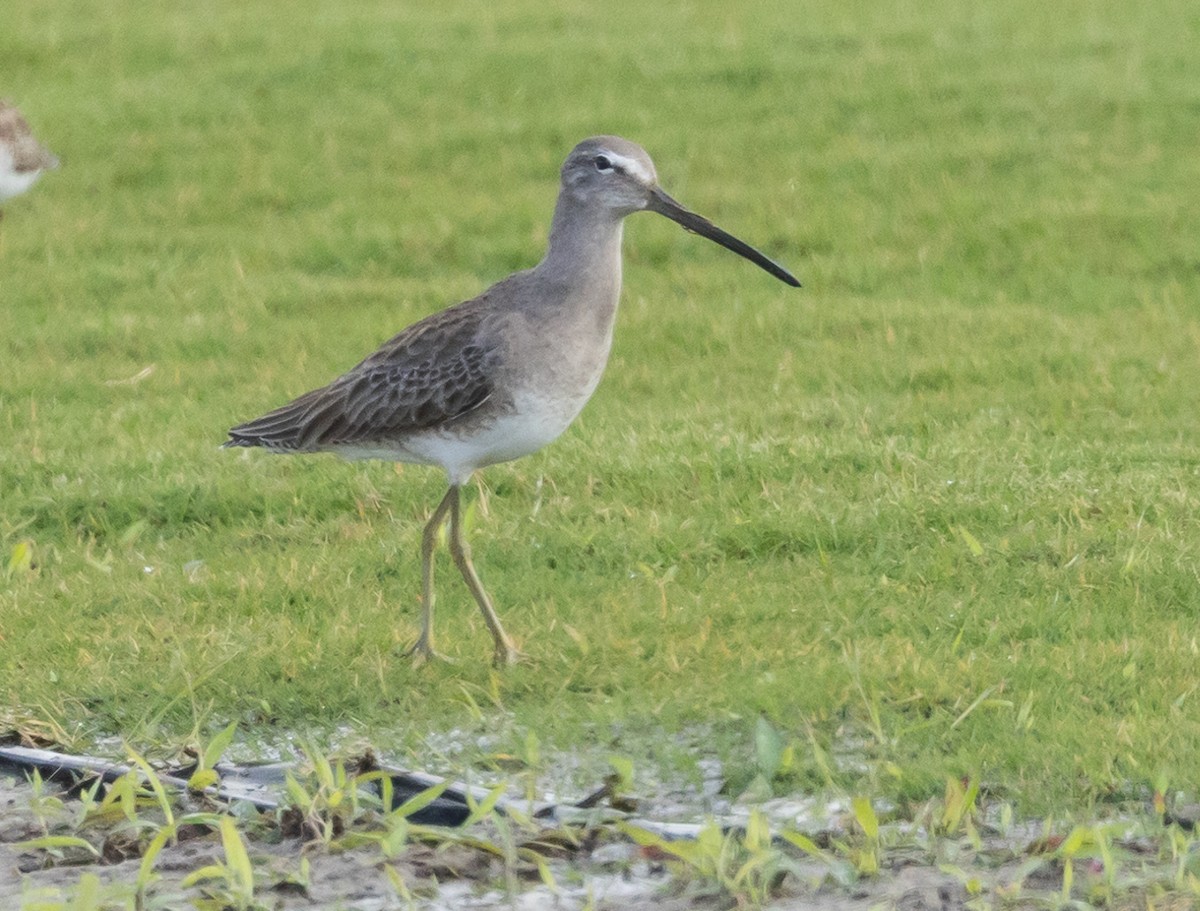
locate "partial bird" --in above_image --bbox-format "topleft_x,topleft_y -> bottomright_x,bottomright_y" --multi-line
0,101 -> 59,207
225,136 -> 800,666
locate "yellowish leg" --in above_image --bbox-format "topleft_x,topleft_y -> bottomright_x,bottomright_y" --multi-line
446,485 -> 522,666
404,486 -> 456,663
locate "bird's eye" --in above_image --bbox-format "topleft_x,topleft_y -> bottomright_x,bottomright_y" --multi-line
594,155 -> 613,172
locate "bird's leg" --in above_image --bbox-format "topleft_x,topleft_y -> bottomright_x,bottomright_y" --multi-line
404,485 -> 456,664
447,484 -> 522,667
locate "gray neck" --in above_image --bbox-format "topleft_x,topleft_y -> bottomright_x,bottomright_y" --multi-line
535,192 -> 625,307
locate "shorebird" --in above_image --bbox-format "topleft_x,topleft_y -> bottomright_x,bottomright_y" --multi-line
226,136 -> 800,666
0,101 -> 59,207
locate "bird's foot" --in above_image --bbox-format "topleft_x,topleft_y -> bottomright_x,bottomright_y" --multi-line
404,638 -> 453,666
492,641 -> 526,668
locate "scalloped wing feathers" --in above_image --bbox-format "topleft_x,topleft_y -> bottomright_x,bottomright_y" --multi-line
226,298 -> 503,451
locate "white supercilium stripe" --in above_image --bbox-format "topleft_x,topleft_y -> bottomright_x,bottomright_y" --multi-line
603,151 -> 654,185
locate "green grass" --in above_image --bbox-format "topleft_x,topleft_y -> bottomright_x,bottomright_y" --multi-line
3,0 -> 1200,815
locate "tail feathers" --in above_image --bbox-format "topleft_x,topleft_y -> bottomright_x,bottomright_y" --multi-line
225,389 -> 328,451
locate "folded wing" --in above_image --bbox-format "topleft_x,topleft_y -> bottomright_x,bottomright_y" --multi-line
226,300 -> 502,452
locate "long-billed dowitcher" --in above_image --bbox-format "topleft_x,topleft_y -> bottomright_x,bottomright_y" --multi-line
226,136 -> 800,666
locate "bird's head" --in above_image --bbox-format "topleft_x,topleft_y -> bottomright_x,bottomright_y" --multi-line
560,135 -> 800,287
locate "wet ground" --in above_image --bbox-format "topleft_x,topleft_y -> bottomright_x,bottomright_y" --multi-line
0,767 -> 958,910
1,762 -> 1194,910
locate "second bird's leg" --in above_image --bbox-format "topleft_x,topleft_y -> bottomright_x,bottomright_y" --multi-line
404,485 -> 456,663
447,484 -> 521,667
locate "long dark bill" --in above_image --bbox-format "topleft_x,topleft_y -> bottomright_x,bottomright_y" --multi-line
646,187 -> 801,288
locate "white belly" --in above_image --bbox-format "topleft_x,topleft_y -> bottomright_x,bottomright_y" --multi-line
334,387 -> 594,485
0,153 -> 42,202
330,301 -> 615,484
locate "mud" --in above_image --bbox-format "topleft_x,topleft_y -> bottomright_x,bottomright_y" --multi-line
0,772 -> 1187,910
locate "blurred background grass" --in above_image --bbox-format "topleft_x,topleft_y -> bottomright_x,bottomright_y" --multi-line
2,0 -> 1199,813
